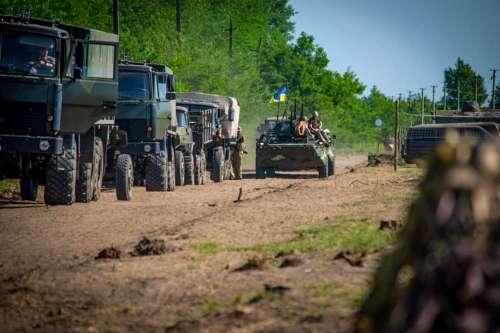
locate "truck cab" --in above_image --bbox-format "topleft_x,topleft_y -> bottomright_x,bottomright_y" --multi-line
0,15 -> 119,204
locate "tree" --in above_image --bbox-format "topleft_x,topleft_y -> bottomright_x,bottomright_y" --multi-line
443,58 -> 488,109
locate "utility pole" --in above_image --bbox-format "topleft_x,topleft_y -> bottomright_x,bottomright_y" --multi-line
420,88 -> 425,124
491,69 -> 498,109
431,85 -> 436,117
394,97 -> 400,172
176,0 -> 181,34
227,17 -> 236,57
443,84 -> 447,111
113,0 -> 119,35
457,81 -> 461,111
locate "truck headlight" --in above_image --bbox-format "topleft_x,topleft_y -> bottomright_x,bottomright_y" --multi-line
144,144 -> 152,153
39,140 -> 50,151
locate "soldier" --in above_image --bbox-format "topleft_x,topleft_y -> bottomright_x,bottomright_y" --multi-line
308,111 -> 327,143
29,48 -> 55,75
232,127 -> 246,180
295,116 -> 309,137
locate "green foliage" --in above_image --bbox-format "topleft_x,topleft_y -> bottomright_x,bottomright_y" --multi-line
192,241 -> 221,256
443,57 -> 488,109
0,0 -> 452,146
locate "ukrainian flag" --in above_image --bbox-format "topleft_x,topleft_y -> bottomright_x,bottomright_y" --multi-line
269,86 -> 287,104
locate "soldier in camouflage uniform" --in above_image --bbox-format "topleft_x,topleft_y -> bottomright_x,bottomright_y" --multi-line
232,127 -> 246,180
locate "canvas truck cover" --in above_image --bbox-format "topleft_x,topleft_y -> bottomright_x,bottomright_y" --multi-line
176,92 -> 240,139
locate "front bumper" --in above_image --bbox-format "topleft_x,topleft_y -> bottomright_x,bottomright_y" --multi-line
114,141 -> 165,155
0,134 -> 63,155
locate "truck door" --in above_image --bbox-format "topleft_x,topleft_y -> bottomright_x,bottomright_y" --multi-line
155,72 -> 175,138
61,41 -> 118,135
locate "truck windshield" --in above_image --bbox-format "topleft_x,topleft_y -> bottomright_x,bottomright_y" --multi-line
119,71 -> 150,100
0,32 -> 57,77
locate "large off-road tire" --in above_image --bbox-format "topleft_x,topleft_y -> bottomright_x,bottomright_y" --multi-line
167,146 -> 176,192
175,150 -> 185,186
146,152 -> 168,191
318,160 -> 328,179
194,154 -> 202,185
44,146 -> 76,205
20,178 -> 38,201
75,162 -> 92,202
327,155 -> 335,176
92,138 -> 104,201
167,160 -> 175,191
212,147 -> 224,183
184,152 -> 195,185
116,154 -> 133,201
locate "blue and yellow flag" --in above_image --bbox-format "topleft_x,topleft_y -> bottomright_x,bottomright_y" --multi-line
269,86 -> 287,104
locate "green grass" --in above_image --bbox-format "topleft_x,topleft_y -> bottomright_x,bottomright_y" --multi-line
192,242 -> 222,256
233,219 -> 395,264
237,289 -> 282,305
0,179 -> 19,193
192,216 -> 396,262
308,280 -> 367,313
199,299 -> 225,316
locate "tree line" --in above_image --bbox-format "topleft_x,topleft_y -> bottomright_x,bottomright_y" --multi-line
2,0 -> 495,147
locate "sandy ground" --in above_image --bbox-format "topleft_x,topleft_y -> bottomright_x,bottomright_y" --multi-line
0,155 -> 421,333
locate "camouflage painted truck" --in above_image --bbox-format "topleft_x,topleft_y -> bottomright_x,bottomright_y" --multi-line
110,61 -> 180,200
0,15 -> 121,204
176,92 -> 240,182
403,104 -> 500,164
255,118 -> 336,179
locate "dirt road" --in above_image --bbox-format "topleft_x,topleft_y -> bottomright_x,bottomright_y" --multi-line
0,155 -> 420,333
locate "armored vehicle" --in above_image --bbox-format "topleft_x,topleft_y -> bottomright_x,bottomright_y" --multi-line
0,15 -> 119,204
176,92 -> 240,182
111,61 -> 178,200
255,118 -> 336,179
403,107 -> 500,164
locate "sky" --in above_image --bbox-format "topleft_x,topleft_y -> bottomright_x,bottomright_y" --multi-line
289,0 -> 500,100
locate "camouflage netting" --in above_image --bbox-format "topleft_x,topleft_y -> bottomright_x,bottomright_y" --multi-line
354,137 -> 500,333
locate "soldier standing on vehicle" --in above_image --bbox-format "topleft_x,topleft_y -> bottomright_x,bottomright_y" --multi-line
232,127 -> 246,180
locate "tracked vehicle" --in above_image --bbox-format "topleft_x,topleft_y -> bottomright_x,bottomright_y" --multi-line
255,118 -> 336,179
0,14 -> 120,204
176,92 -> 240,182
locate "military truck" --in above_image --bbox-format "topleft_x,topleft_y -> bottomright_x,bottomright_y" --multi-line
176,92 -> 240,182
403,105 -> 500,164
255,117 -> 336,179
0,14 -> 120,204
110,61 -> 179,200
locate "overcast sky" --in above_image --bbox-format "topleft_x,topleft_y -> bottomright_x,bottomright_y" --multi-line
289,0 -> 500,99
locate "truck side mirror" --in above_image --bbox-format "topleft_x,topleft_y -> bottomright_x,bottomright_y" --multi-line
229,109 -> 235,121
